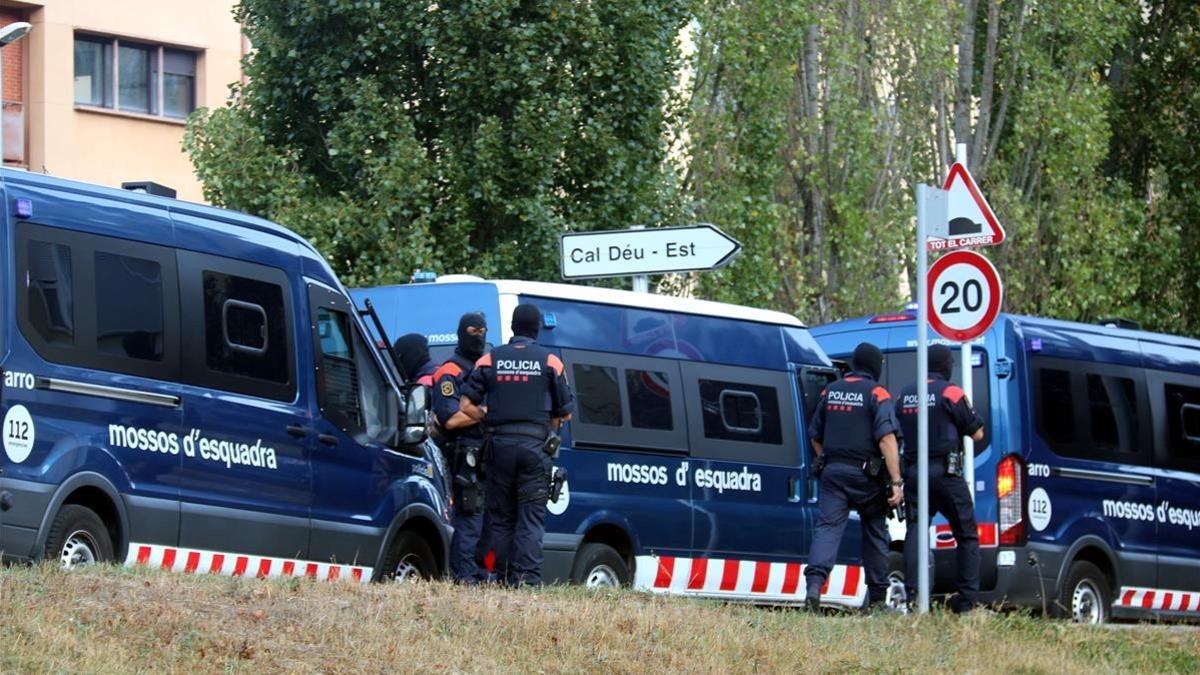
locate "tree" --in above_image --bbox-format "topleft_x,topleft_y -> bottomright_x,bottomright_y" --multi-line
686,0 -> 1155,332
185,0 -> 689,287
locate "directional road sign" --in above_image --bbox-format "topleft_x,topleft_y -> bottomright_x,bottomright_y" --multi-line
927,249 -> 1003,342
560,224 -> 741,280
927,162 -> 1006,252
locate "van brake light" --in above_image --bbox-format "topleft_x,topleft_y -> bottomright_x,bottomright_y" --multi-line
997,455 -> 1025,545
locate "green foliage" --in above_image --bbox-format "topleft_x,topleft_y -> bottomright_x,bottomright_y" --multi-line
186,0 -> 688,287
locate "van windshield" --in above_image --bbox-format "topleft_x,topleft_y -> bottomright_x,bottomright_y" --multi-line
882,349 -> 991,452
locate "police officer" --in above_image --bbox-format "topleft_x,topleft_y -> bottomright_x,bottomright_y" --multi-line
431,312 -> 491,584
460,303 -> 574,586
897,344 -> 985,613
805,342 -> 902,611
393,332 -> 437,387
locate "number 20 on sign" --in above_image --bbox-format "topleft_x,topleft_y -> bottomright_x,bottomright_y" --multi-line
927,250 -> 1003,342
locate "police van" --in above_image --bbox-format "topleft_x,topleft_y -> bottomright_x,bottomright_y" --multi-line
355,276 -> 886,608
812,311 -> 1200,623
0,169 -> 450,582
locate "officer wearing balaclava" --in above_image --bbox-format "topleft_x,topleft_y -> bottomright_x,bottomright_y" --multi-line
896,344 -> 985,613
393,333 -> 437,387
459,303 -> 575,587
431,312 -> 491,583
804,342 -> 902,612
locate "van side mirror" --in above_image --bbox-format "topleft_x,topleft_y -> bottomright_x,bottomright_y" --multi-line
402,385 -> 429,445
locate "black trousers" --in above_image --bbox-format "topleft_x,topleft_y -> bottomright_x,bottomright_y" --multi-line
804,462 -> 890,604
485,435 -> 552,586
904,459 -> 980,608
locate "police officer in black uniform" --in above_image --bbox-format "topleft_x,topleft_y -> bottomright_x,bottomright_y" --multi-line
897,344 -> 985,613
804,342 -> 902,611
460,303 -> 574,587
432,312 -> 490,584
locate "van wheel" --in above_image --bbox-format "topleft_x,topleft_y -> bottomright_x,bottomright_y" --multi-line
571,543 -> 630,588
380,531 -> 436,583
44,505 -> 114,568
1055,561 -> 1111,625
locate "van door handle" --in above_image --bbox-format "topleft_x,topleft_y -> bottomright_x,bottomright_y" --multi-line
317,433 -> 339,447
286,425 -> 308,438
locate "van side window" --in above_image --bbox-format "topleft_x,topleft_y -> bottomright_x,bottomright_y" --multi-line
1037,368 -> 1075,446
18,223 -> 182,382
95,252 -> 163,361
316,307 -> 362,429
799,368 -> 837,425
313,302 -> 395,445
1087,374 -> 1138,453
626,369 -> 673,431
202,272 -> 288,384
1165,384 -> 1200,470
562,349 -> 687,453
27,240 -> 75,346
699,380 -> 782,445
573,364 -> 622,427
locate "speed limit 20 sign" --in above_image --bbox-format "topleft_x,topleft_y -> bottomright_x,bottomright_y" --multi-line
927,250 -> 1002,342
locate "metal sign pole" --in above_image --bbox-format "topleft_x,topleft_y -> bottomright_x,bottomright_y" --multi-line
630,224 -> 649,293
953,143 -> 976,505
916,184 -> 931,613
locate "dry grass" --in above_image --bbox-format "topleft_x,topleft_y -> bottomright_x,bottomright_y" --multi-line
0,565 -> 1196,673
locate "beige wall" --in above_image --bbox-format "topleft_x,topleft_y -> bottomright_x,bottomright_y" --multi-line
25,0 -> 241,202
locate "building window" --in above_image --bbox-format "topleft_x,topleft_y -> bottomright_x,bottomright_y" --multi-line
73,34 -> 197,119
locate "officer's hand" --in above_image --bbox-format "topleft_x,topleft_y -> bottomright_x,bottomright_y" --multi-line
887,484 -> 903,507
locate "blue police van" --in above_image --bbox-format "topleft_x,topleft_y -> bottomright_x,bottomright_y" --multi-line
355,276 -> 885,608
813,311 -> 1200,623
0,169 -> 450,582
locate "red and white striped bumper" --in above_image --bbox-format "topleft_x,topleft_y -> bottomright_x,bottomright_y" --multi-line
1116,587 -> 1200,614
124,543 -> 372,583
633,555 -> 866,608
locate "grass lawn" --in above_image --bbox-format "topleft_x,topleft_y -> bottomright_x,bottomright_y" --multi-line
0,565 -> 1196,673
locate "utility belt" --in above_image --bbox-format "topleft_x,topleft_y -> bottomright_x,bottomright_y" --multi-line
903,450 -> 965,477
486,422 -> 550,440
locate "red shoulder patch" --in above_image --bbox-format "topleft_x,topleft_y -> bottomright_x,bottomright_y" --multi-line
943,385 -> 965,404
547,353 -> 565,376
417,374 -> 434,387
845,376 -> 863,383
475,353 -> 493,368
432,362 -> 463,381
872,386 -> 891,402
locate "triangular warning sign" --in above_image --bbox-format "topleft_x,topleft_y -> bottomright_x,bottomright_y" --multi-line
928,162 -> 1006,251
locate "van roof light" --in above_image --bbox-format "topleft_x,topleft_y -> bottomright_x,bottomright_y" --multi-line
410,270 -> 438,284
1097,317 -> 1140,331
120,181 -> 176,199
869,313 -> 915,324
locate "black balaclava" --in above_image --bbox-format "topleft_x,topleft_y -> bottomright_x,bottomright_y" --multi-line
393,332 -> 430,380
852,342 -> 884,381
456,312 -> 487,361
929,344 -> 954,380
511,303 -> 542,340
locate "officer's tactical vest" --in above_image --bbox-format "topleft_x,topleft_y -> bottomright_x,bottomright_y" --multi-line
479,339 -> 563,427
822,375 -> 890,463
898,378 -> 966,458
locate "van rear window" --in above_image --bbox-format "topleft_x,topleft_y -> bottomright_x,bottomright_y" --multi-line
1086,374 -> 1139,453
573,364 -> 622,427
1038,368 -> 1075,446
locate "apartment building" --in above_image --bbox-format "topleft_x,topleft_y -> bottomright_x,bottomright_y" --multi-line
1,0 -> 243,202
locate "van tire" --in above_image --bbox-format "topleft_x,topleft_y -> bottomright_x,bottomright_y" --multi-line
571,543 -> 630,588
1054,560 -> 1111,625
44,505 -> 114,568
380,531 -> 436,582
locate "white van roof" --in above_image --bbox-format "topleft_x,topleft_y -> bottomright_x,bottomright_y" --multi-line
433,275 -> 805,328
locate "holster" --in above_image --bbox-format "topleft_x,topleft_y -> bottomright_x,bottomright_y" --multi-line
812,454 -> 827,477
864,456 -> 884,480
454,472 -> 485,516
944,450 -> 964,477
